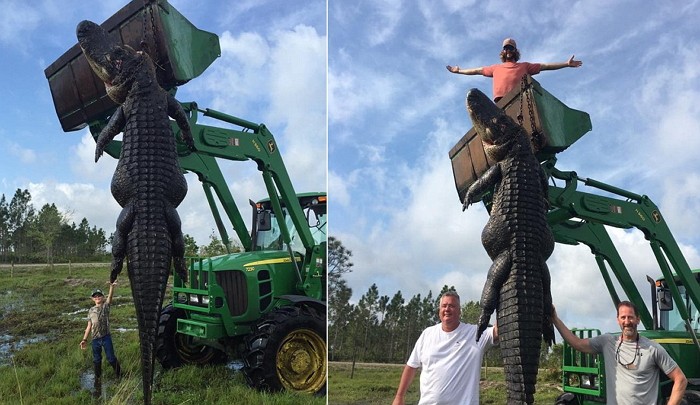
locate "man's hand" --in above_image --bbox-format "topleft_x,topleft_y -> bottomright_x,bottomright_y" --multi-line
567,55 -> 583,67
446,65 -> 459,73
391,395 -> 406,405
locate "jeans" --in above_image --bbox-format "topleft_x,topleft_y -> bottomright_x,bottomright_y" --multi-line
91,334 -> 117,364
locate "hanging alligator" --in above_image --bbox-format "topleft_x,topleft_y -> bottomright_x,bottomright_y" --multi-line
462,88 -> 555,404
77,20 -> 194,405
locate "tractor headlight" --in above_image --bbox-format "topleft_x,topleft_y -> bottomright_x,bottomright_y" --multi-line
176,292 -> 188,304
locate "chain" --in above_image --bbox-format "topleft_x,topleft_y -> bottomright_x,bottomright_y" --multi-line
140,0 -> 150,52
140,0 -> 163,75
518,75 -> 544,151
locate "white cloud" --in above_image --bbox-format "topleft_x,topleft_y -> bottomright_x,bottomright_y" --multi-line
328,67 -> 401,126
267,25 -> 327,191
28,181 -> 119,233
0,0 -> 40,45
328,170 -> 350,208
329,0 -> 700,338
367,0 -> 403,46
184,24 -> 326,197
8,141 -> 36,164
70,131 -> 118,182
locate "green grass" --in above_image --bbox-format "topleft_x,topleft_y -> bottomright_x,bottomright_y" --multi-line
0,264 -> 325,405
328,362 -> 563,404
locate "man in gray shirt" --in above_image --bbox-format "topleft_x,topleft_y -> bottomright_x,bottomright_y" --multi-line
552,301 -> 686,405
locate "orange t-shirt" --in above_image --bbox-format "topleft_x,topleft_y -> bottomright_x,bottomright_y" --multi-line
482,62 -> 542,100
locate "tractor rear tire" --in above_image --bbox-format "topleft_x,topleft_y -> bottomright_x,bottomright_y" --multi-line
242,305 -> 326,395
155,304 -> 226,368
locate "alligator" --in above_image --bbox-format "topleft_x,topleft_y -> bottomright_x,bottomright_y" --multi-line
462,88 -> 555,404
77,20 -> 194,405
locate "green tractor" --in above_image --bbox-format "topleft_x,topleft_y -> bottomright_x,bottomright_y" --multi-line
449,76 -> 700,403
44,0 -> 327,395
157,190 -> 327,394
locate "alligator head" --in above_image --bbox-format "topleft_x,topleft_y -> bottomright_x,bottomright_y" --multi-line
77,20 -> 154,104
466,88 -> 524,162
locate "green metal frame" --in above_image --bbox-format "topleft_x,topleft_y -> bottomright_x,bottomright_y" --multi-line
562,329 -> 604,398
88,103 -> 327,341
544,159 -> 700,401
447,71 -> 700,404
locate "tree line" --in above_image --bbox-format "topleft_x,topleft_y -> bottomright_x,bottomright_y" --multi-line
0,188 -> 240,265
328,236 -> 563,371
0,189 -> 109,264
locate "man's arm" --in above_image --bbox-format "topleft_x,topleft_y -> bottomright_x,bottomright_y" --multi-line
392,365 -> 418,405
79,321 -> 92,349
551,306 -> 595,353
664,366 -> 687,405
539,55 -> 582,71
446,65 -> 484,75
107,282 -> 116,305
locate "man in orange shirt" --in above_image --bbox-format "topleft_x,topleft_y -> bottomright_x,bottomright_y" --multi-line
447,38 -> 582,102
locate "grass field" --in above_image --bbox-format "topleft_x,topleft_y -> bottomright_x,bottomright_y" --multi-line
0,263 -> 326,405
328,361 -> 564,404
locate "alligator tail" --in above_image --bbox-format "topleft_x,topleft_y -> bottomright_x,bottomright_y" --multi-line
127,200 -> 173,405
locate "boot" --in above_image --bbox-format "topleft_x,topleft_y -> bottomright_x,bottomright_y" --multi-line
94,362 -> 102,383
109,359 -> 122,379
93,362 -> 102,397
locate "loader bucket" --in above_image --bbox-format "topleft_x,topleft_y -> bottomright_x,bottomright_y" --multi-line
44,0 -> 220,132
448,76 -> 592,203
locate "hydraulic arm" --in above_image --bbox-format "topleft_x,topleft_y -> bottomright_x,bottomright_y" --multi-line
88,102 -> 317,262
543,158 -> 700,349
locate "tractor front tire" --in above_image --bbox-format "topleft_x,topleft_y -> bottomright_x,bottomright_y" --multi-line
679,390 -> 700,405
155,304 -> 226,368
243,305 -> 326,395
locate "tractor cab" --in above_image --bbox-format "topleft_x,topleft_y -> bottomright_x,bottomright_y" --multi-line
655,269 -> 700,332
252,193 -> 327,253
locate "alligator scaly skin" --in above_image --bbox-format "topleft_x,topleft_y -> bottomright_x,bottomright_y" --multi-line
77,20 -> 194,405
462,89 -> 555,405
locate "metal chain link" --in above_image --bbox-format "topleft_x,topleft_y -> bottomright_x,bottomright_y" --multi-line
140,0 -> 149,52
518,76 -> 543,151
140,0 -> 163,76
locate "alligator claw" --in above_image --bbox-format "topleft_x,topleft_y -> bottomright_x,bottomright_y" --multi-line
462,197 -> 471,211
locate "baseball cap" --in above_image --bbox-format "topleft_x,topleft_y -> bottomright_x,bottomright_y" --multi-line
502,38 -> 517,49
91,289 -> 104,297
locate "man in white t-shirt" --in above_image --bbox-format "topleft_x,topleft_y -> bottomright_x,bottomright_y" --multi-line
392,291 -> 498,405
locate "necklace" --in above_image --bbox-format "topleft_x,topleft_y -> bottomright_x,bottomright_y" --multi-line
615,334 -> 640,369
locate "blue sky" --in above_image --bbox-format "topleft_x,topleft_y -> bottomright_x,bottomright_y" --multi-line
2,0 -> 700,340
0,0 -> 326,247
329,0 -> 700,335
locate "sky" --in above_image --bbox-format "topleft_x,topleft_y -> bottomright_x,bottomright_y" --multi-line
0,0 -> 326,248
329,0 -> 700,336
2,0 -> 700,343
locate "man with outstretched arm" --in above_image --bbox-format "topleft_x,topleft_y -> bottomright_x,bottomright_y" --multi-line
552,302 -> 686,405
447,38 -> 582,102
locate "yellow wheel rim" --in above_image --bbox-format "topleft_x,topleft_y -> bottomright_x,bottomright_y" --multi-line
275,328 -> 326,393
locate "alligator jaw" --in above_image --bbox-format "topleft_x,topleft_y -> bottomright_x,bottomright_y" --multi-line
466,88 -> 519,157
76,20 -> 119,85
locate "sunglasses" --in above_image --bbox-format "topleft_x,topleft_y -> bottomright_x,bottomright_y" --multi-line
503,45 -> 515,51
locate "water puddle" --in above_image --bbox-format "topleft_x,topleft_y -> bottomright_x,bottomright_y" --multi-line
79,369 -> 110,399
227,359 -> 244,371
0,334 -> 49,366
